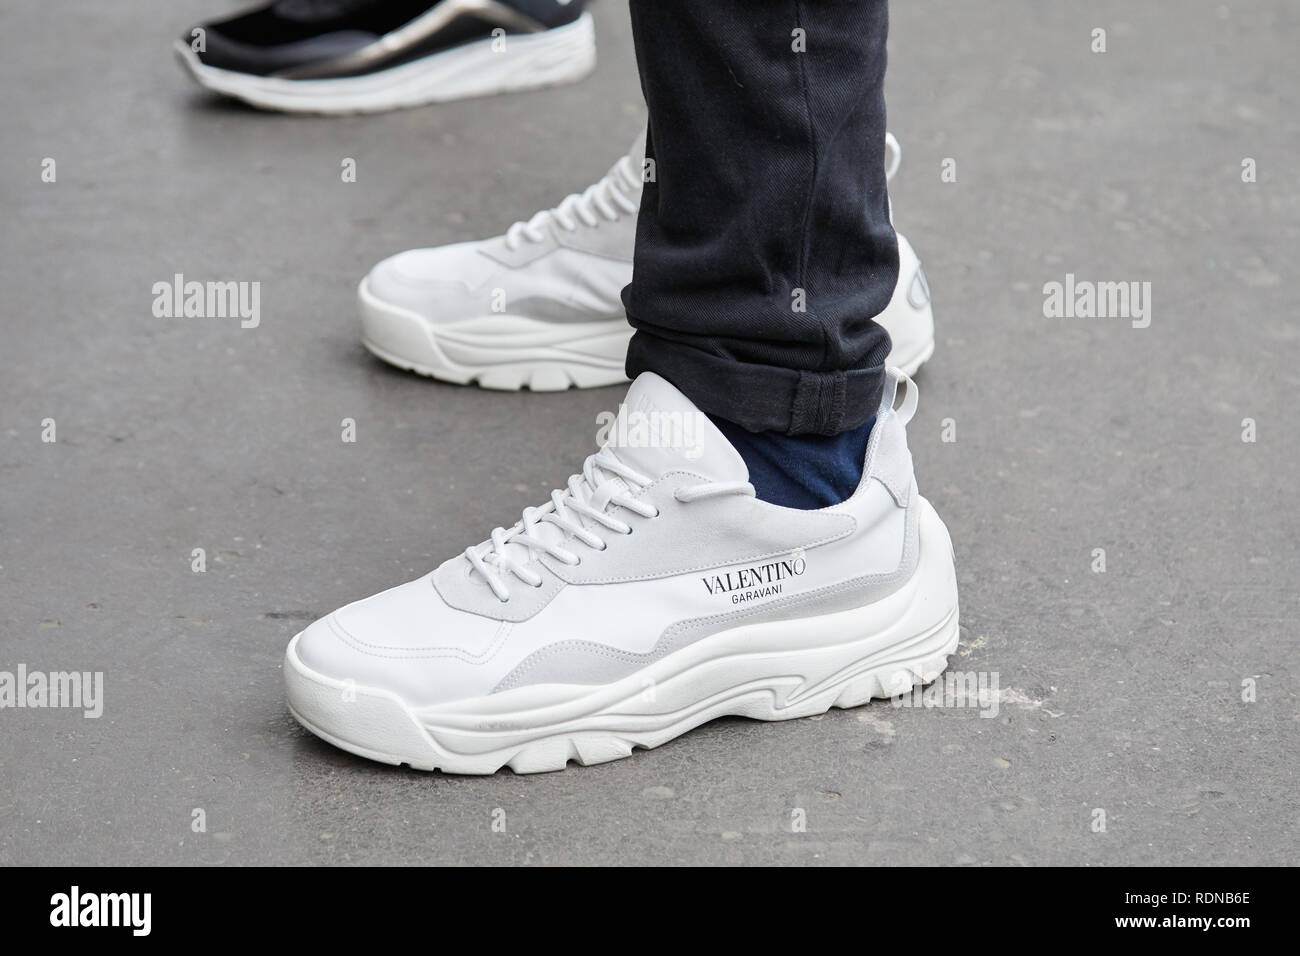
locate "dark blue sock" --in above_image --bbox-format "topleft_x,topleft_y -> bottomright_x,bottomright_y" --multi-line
709,415 -> 875,510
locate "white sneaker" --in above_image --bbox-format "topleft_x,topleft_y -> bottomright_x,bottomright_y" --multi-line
358,132 -> 936,390
284,368 -> 959,773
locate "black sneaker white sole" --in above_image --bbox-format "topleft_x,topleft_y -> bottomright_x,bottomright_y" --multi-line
174,10 -> 595,115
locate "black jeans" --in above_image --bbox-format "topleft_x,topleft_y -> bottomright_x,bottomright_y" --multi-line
623,0 -> 896,437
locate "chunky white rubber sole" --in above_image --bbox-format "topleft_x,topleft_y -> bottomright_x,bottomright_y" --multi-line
359,276 -> 630,390
284,497 -> 959,774
359,276 -> 936,390
173,12 -> 596,115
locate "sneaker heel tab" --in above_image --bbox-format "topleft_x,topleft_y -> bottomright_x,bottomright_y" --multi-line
867,373 -> 915,508
881,366 -> 918,427
884,132 -> 902,183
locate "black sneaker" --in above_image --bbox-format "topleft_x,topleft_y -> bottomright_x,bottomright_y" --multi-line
175,0 -> 594,114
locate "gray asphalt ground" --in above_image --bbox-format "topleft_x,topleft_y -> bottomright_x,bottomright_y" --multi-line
2,0 -> 1297,866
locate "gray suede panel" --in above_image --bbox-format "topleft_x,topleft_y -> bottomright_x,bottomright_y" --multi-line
492,494 -> 919,692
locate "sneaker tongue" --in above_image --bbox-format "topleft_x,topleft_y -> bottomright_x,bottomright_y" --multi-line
603,373 -> 749,484
475,373 -> 747,589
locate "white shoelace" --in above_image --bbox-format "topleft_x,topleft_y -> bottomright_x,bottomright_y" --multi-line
503,154 -> 642,251
465,446 -> 754,602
